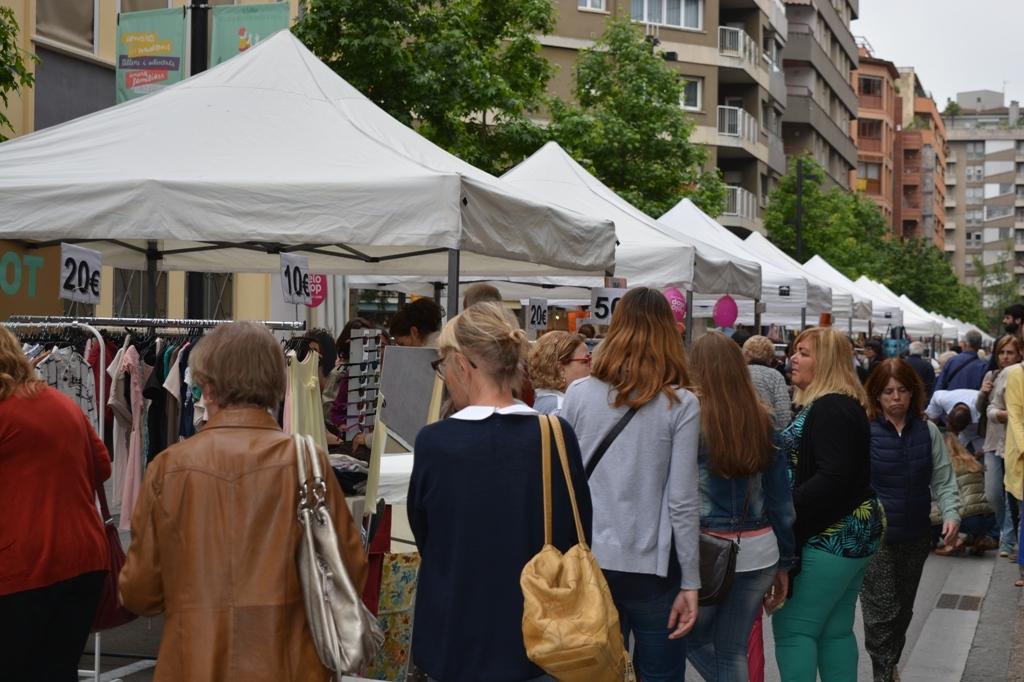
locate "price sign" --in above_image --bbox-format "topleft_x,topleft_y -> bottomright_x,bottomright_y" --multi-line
527,298 -> 549,330
280,253 -> 312,305
59,243 -> 102,304
307,274 -> 327,308
589,287 -> 627,325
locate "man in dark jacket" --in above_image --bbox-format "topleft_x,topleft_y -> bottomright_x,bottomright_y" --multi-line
905,341 -> 936,397
936,330 -> 987,391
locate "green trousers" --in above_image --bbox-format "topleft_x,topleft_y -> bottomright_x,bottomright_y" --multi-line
772,546 -> 873,682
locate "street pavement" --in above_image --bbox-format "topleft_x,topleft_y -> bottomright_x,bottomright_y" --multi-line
78,549 -> 1023,681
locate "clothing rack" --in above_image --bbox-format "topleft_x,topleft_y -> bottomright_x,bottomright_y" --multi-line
6,315 -> 307,331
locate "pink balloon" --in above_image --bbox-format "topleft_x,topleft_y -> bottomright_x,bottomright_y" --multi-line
663,287 -> 687,323
712,295 -> 738,328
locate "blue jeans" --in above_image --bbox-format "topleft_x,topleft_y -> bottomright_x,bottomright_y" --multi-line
687,564 -> 777,682
983,452 -> 1016,548
613,587 -> 687,681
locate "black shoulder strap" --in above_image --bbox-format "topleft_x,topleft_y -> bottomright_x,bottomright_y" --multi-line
585,407 -> 639,480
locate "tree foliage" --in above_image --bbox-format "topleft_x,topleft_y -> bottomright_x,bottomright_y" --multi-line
294,0 -> 554,174
0,7 -> 36,142
547,17 -> 725,217
765,154 -> 985,326
972,247 -> 1019,332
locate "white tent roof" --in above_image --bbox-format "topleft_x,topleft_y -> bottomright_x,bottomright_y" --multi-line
658,199 -> 813,314
743,232 -> 872,321
0,31 -> 616,279
803,256 -> 904,329
895,294 -> 958,340
852,277 -> 941,338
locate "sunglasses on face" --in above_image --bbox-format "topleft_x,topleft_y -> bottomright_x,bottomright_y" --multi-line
566,353 -> 592,366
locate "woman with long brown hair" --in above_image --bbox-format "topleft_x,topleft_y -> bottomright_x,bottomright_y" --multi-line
859,359 -> 959,682
685,331 -> 796,682
562,287 -> 700,681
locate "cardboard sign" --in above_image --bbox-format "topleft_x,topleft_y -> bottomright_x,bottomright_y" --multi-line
59,243 -> 102,304
589,287 -> 627,325
527,298 -> 549,330
280,253 -> 311,305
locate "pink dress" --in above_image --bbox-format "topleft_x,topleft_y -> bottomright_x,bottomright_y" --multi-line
118,345 -> 145,530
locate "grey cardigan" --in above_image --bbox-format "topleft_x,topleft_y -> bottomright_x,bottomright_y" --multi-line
562,377 -> 702,590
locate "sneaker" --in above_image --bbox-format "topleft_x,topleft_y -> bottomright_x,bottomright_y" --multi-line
1001,549 -> 1010,558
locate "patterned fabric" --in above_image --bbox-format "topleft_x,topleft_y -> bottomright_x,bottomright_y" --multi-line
782,403 -> 885,559
366,552 -> 421,682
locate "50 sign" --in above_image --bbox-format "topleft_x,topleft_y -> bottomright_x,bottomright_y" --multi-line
60,244 -> 102,304
280,253 -> 312,305
589,287 -> 626,325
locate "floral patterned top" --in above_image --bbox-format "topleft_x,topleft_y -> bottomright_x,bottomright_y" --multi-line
781,402 -> 885,558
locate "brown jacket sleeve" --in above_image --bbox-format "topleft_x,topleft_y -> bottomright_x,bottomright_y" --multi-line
119,461 -> 166,616
318,446 -> 369,593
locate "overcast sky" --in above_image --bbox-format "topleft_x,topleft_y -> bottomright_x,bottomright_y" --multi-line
851,0 -> 1024,108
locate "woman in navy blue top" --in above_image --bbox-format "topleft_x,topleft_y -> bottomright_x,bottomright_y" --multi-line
408,302 -> 592,682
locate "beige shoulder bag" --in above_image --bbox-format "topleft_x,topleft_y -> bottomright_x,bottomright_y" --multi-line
295,434 -> 384,677
521,416 -> 635,682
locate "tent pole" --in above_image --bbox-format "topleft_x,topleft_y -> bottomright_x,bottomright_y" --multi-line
801,307 -> 807,331
685,290 -> 694,348
753,298 -> 762,334
146,241 -> 159,318
446,249 -> 460,321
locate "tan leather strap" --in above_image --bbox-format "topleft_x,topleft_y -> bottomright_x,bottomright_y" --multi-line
539,415 -> 553,546
548,415 -> 588,548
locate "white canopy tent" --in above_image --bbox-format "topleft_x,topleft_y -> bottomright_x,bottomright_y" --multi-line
894,294 -> 958,341
0,31 -> 617,316
743,232 -> 872,323
933,312 -> 994,346
355,142 -> 763,305
853,277 -> 943,338
657,199 -> 817,325
803,256 -> 904,331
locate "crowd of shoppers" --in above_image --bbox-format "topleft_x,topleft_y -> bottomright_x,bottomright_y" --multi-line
13,290 -> 1024,681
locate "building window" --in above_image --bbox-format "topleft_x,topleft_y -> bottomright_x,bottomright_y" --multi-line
632,0 -> 703,30
966,187 -> 984,204
966,209 -> 984,226
966,141 -> 985,160
1000,227 -> 1012,241
859,76 -> 883,97
36,0 -> 94,53
858,119 -> 882,139
986,160 -> 1015,176
578,0 -> 606,10
968,231 -> 983,247
122,0 -> 173,10
857,162 -> 881,180
986,205 -> 1014,221
966,165 -> 983,181
680,77 -> 702,110
986,183 -> 1014,198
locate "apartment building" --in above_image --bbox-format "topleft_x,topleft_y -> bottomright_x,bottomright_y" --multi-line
943,90 -> 1024,298
896,67 -> 945,247
851,41 -> 898,227
544,0 -> 790,234
779,0 -> 857,189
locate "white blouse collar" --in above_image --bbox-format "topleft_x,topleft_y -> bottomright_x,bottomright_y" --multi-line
449,402 -> 538,421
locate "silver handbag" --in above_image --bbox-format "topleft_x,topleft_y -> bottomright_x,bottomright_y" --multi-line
294,434 -> 384,676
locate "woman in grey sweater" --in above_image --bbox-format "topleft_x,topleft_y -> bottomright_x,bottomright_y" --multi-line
562,287 -> 701,682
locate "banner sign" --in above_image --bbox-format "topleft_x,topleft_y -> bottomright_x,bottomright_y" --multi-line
589,287 -> 627,325
307,274 -> 328,308
280,253 -> 312,305
527,298 -> 548,330
60,243 -> 102,305
210,3 -> 290,66
115,8 -> 187,103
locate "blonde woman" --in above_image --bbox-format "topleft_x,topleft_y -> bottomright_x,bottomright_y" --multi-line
772,327 -> 883,682
562,287 -> 700,681
529,331 -> 591,415
409,302 -> 592,681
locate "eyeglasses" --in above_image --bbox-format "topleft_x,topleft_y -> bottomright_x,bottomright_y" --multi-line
566,354 -> 592,366
431,353 -> 477,380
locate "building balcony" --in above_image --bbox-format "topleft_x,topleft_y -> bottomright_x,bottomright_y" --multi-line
859,136 -> 882,153
947,151 -> 958,163
945,195 -> 957,208
858,94 -> 883,111
785,86 -> 859,168
717,105 -> 761,145
769,0 -> 788,37
903,195 -> 922,210
767,130 -> 786,175
719,26 -> 762,80
946,175 -> 956,185
719,185 -> 760,231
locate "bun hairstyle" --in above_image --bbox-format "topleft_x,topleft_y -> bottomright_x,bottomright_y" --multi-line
438,301 -> 528,390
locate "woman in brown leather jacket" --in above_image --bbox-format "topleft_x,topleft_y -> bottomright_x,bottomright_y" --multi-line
120,322 -> 367,681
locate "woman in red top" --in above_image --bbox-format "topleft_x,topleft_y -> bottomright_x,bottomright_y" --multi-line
0,326 -> 111,681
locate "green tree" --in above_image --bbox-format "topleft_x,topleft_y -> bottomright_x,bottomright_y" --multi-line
546,17 -> 725,217
972,246 -> 1019,332
294,0 -> 554,174
765,154 -> 984,325
0,7 -> 36,142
